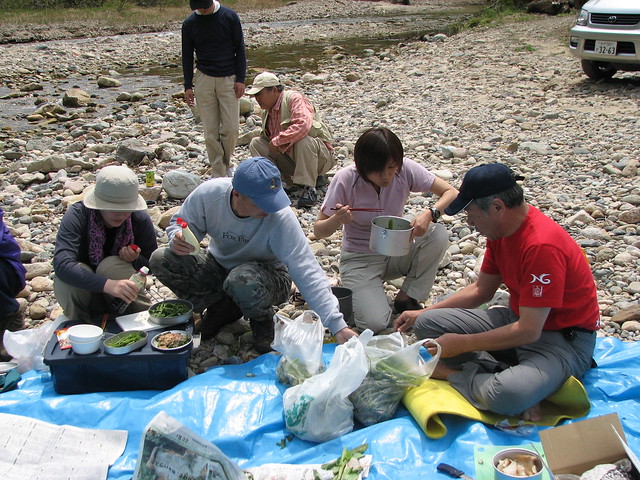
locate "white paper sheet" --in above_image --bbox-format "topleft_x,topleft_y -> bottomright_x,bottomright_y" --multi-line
0,413 -> 127,480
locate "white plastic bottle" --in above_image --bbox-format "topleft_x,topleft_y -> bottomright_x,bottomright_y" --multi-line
112,266 -> 150,315
176,217 -> 201,255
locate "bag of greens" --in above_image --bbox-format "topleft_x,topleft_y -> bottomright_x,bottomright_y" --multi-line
350,333 -> 441,426
272,311 -> 325,387
283,332 -> 371,443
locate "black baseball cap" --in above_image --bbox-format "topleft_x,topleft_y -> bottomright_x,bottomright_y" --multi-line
444,163 -> 525,215
190,0 -> 213,10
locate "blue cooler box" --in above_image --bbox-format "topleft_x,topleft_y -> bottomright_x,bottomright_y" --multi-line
43,320 -> 192,394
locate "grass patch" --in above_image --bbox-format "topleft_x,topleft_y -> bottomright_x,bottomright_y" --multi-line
514,43 -> 536,52
0,0 -> 287,26
444,0 -> 533,36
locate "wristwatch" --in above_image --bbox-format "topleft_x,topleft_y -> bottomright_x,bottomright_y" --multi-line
429,207 -> 441,223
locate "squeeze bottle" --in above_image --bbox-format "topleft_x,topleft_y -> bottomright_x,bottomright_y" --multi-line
176,217 -> 201,255
111,266 -> 150,315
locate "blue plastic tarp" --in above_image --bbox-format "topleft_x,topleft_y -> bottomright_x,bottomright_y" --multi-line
0,337 -> 639,479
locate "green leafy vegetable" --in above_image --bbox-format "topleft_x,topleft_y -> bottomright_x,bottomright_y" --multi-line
149,301 -> 190,317
276,434 -> 294,449
387,218 -> 394,230
318,444 -> 368,480
105,331 -> 145,348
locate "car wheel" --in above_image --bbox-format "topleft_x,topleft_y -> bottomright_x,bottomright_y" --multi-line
581,60 -> 617,81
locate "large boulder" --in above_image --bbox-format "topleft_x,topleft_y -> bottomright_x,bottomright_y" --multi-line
162,170 -> 202,199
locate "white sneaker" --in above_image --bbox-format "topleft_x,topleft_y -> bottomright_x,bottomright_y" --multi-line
226,166 -> 236,177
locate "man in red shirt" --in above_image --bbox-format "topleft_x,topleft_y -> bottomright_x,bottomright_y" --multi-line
246,72 -> 334,208
395,163 -> 599,421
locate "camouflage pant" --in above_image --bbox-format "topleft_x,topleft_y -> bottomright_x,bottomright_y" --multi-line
150,248 -> 291,319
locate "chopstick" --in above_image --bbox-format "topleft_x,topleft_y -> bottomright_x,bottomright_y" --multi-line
330,207 -> 383,212
100,313 -> 108,330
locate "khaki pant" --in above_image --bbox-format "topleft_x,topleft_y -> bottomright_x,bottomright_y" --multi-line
249,135 -> 334,188
194,71 -> 239,177
340,223 -> 449,333
53,256 -> 150,321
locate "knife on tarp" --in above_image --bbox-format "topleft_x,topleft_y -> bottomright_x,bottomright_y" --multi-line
437,463 -> 475,480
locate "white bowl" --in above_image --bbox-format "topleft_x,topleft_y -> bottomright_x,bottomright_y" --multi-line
70,336 -> 102,355
67,324 -> 103,343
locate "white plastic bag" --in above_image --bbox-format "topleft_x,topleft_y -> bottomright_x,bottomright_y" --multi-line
272,311 -> 325,386
283,331 -> 372,443
4,315 -> 66,373
351,333 -> 441,426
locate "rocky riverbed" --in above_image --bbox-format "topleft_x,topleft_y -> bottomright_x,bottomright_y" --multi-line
1,1 -> 639,374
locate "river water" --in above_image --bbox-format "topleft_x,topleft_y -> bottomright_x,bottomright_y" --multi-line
0,5 -> 481,131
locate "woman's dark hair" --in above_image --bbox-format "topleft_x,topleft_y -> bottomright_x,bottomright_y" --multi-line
353,127 -> 404,179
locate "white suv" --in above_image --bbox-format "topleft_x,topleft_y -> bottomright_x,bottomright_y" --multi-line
569,0 -> 640,80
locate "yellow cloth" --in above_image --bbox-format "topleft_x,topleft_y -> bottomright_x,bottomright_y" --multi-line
402,375 -> 590,439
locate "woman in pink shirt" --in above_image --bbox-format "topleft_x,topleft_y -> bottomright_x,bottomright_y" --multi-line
315,128 -> 458,333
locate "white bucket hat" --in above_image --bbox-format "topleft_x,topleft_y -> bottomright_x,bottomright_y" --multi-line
83,165 -> 147,211
245,72 -> 281,95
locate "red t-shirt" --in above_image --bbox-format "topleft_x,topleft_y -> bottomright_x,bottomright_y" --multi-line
481,206 -> 599,331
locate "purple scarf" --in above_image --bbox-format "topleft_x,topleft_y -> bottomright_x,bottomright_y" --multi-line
87,209 -> 134,268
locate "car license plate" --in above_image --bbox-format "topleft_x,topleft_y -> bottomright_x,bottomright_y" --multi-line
594,40 -> 617,55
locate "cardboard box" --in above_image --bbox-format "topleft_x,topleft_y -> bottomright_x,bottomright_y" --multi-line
540,413 -> 640,476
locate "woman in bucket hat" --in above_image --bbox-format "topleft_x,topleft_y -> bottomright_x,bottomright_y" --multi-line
53,165 -> 157,321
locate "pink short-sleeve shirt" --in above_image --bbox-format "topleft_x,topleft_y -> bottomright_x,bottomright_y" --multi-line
320,159 -> 435,253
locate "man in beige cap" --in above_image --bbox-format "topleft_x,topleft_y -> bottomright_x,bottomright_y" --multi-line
53,166 -> 158,321
246,71 -> 335,208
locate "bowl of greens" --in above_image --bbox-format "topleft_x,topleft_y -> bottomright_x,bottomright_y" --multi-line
148,299 -> 193,326
103,330 -> 148,355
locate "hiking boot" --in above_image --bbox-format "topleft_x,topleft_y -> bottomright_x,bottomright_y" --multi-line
315,175 -> 329,188
0,309 -> 24,362
297,186 -> 317,208
249,314 -> 275,354
283,183 -> 301,196
393,296 -> 422,314
199,296 -> 243,340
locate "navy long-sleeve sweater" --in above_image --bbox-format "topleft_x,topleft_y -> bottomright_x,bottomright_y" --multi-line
181,6 -> 246,90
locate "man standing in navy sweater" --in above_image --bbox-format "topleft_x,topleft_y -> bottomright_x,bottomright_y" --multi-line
182,0 -> 247,178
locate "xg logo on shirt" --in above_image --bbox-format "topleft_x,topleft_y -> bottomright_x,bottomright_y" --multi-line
530,273 -> 551,284
530,273 -> 550,298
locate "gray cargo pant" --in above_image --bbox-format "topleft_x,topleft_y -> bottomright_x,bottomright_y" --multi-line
149,248 -> 291,320
414,306 -> 596,416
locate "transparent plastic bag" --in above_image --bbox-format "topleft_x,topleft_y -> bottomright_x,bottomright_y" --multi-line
272,311 -> 325,386
4,315 -> 66,373
283,331 -> 372,443
351,333 -> 441,426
